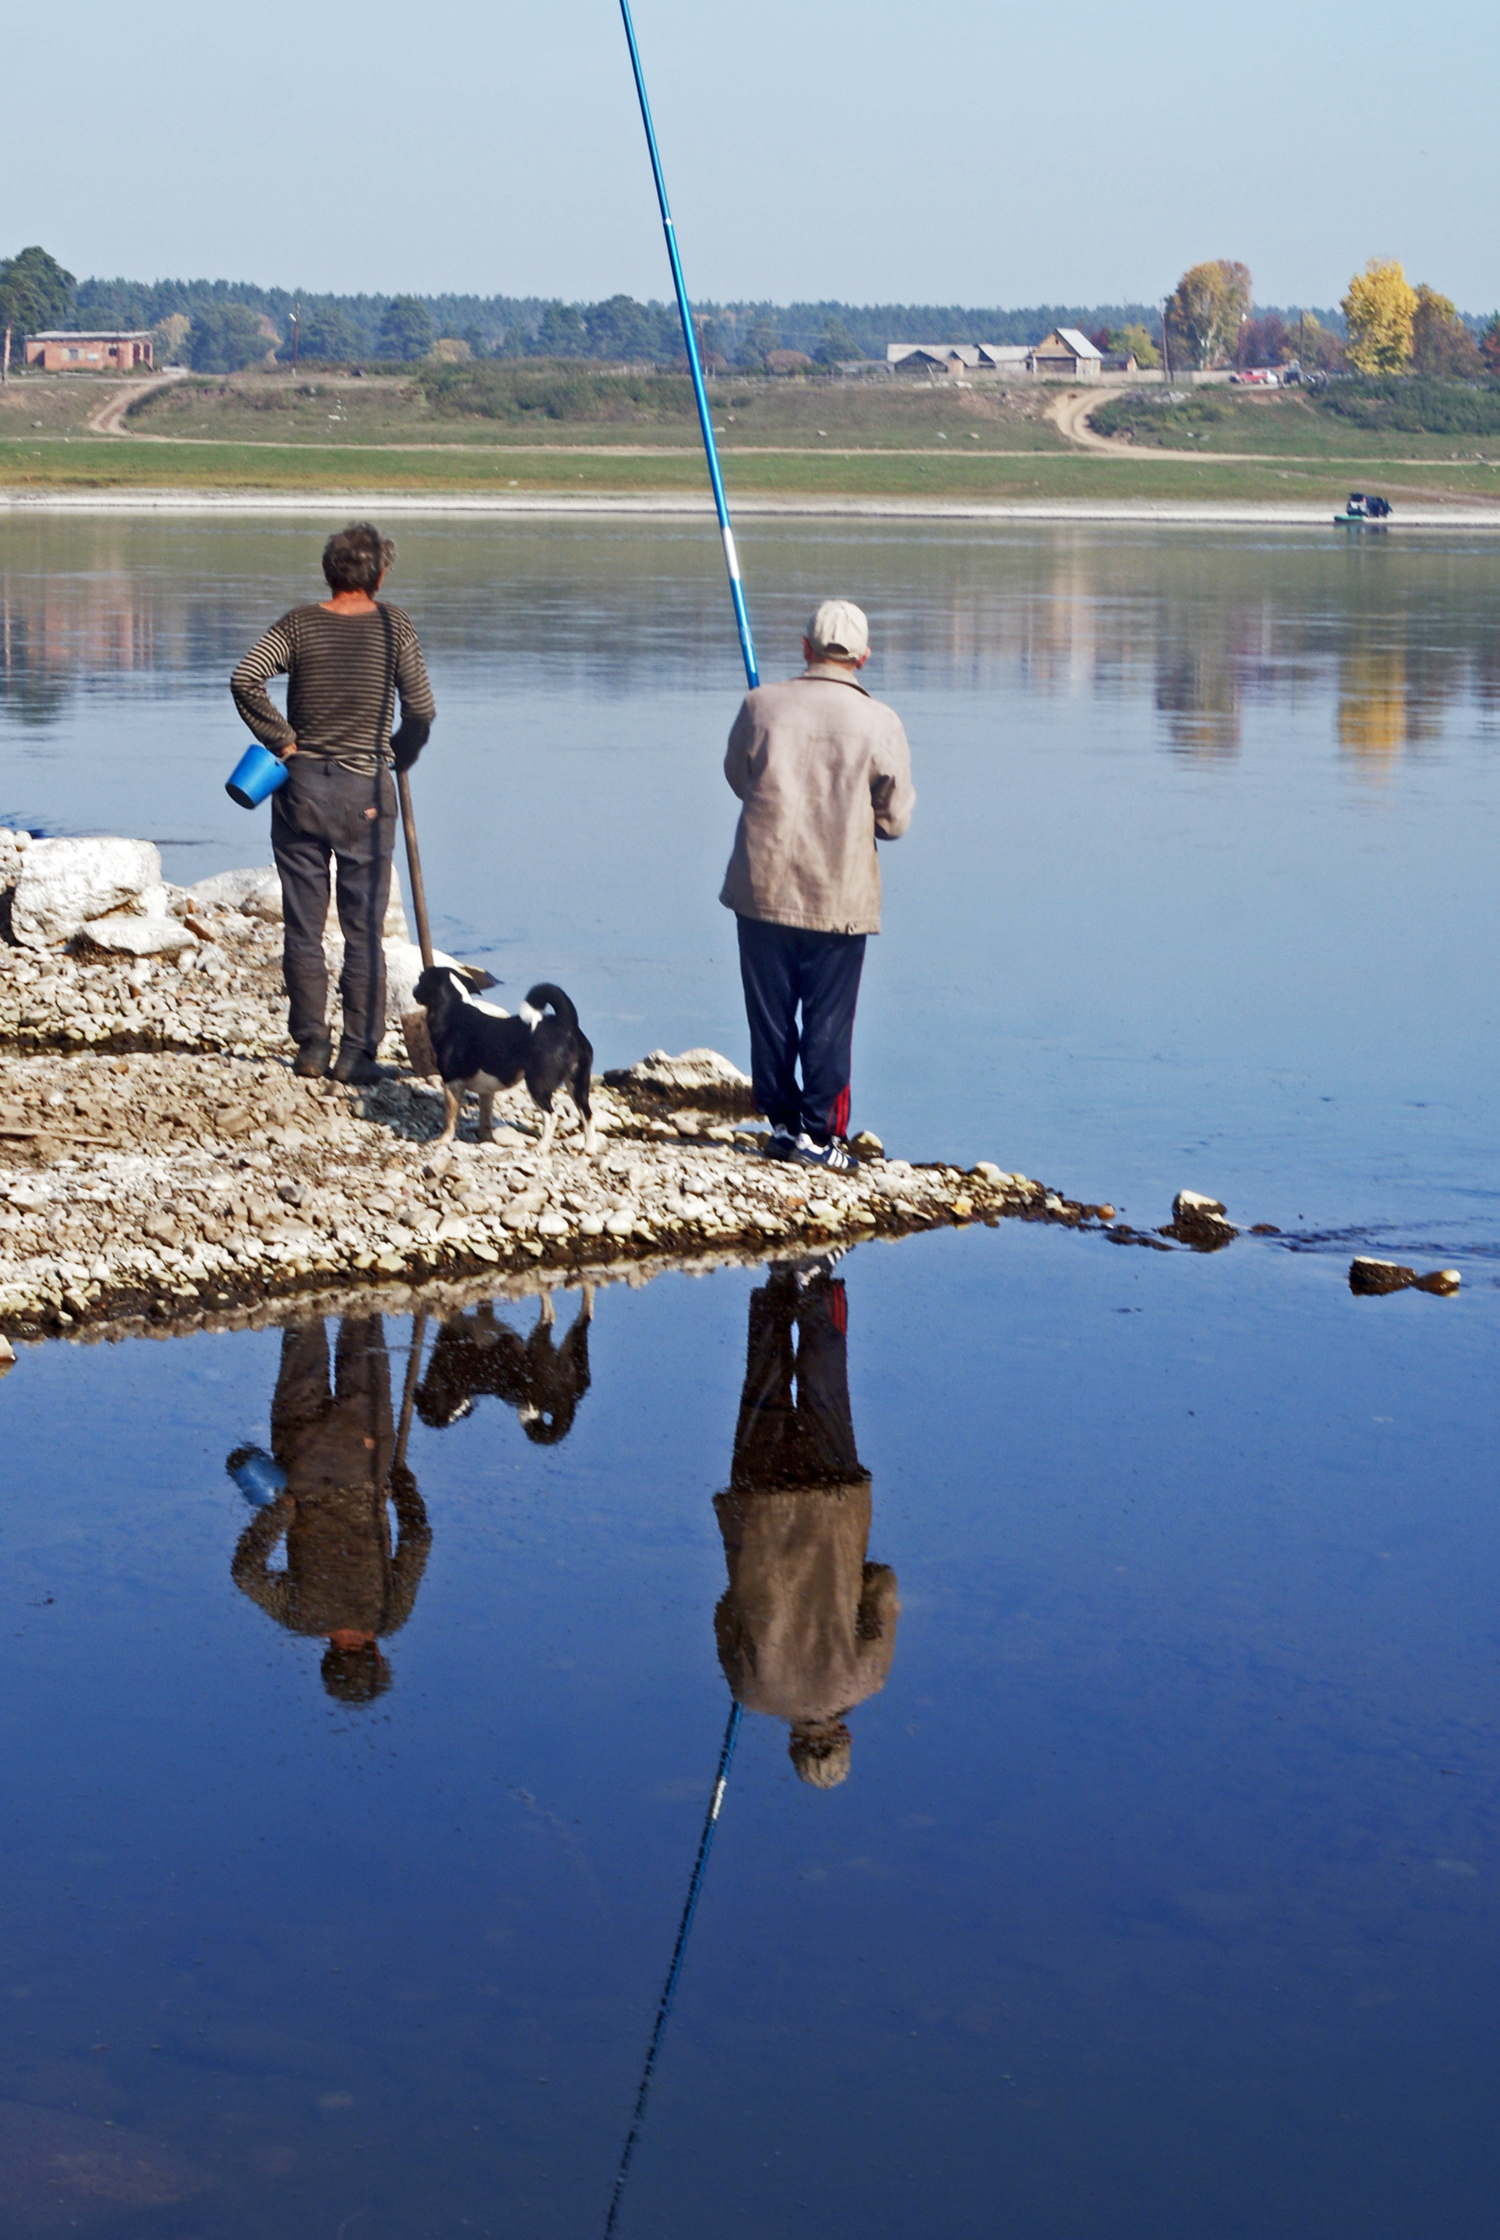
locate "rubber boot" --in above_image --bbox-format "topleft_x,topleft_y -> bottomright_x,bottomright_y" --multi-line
294,1035 -> 332,1079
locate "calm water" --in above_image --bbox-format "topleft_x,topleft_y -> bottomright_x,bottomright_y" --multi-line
1,517 -> 1498,2236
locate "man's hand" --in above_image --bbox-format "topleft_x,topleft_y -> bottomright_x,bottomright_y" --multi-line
279,739 -> 298,759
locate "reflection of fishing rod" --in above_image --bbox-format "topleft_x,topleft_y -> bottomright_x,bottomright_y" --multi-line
603,1701 -> 742,2237
617,0 -> 758,691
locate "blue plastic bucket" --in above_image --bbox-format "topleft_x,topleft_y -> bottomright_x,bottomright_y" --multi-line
228,1447 -> 289,1508
226,742 -> 290,809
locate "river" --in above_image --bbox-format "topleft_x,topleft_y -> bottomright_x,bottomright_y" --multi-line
1,514 -> 1497,2236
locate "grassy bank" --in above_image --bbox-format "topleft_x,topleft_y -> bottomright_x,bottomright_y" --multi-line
5,438 -> 1500,508
1090,383 -> 1500,462
2,366 -> 1499,506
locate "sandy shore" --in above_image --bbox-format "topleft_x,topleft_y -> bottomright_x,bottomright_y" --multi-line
3,490 -> 1499,527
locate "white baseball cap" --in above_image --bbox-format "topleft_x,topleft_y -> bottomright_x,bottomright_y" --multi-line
806,597 -> 869,660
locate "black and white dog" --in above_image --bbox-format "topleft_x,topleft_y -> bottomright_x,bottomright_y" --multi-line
413,967 -> 596,1155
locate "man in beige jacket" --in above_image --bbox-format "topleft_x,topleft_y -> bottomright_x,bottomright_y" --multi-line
721,599 -> 915,1172
714,1263 -> 898,1788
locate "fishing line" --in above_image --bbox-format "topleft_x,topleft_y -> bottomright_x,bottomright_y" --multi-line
601,16 -> 757,2224
603,1701 -> 742,2234
617,0 -> 759,687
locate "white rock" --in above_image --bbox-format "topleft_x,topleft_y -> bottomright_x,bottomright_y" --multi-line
120,881 -> 173,920
0,827 -> 31,891
379,938 -> 491,1025
536,1211 -> 569,1238
79,912 -> 199,958
189,867 -> 280,919
604,1208 -> 637,1237
501,1192 -> 546,1231
11,837 -> 162,948
609,1048 -> 752,1097
1174,1189 -> 1227,1221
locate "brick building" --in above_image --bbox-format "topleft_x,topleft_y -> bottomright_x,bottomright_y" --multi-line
24,331 -> 154,372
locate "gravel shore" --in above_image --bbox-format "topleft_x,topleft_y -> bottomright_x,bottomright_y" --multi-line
0,876 -> 1113,1346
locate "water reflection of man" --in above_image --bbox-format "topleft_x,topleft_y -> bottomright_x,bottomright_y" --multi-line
416,1288 -> 593,1445
714,1262 -> 897,1788
231,1316 -> 430,1702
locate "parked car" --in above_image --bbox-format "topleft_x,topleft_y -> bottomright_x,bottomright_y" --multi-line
1229,368 -> 1280,386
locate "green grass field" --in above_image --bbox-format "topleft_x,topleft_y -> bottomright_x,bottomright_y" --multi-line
2,366 -> 1499,507
1091,384 -> 1500,462
114,367 -> 1070,453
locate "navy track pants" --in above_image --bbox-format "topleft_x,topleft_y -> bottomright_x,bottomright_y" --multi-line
736,914 -> 866,1143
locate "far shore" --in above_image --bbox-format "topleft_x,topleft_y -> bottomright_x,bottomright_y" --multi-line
5,489 -> 1500,528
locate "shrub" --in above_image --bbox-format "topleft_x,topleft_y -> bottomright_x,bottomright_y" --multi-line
421,360 -> 694,424
1315,376 -> 1500,435
1090,389 -> 1233,443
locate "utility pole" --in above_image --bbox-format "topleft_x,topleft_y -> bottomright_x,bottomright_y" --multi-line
1161,296 -> 1172,385
291,301 -> 300,372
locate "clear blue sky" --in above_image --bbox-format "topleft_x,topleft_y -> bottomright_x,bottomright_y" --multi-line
8,0 -> 1495,311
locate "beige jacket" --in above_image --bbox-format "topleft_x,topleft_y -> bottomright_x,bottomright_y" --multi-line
719,666 -> 915,935
713,1482 -> 898,1723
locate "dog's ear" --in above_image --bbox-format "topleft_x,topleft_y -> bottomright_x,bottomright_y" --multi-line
455,964 -> 500,993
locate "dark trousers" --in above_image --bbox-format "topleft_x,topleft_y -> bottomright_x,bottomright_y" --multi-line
271,759 -> 396,1057
736,914 -> 866,1142
730,1269 -> 863,1491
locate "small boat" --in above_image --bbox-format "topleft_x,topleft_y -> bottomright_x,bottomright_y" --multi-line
1335,491 -> 1392,527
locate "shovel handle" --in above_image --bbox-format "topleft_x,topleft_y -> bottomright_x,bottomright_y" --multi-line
397,768 -> 435,972
395,1309 -> 428,1473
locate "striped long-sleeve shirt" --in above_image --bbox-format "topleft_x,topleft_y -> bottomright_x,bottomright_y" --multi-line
230,603 -> 436,777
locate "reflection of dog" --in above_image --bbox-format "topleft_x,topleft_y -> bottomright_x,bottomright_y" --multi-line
413,968 -> 596,1155
416,1288 -> 593,1445
714,1267 -> 897,1788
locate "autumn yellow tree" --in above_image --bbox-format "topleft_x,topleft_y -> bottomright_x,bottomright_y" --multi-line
1166,260 -> 1252,369
1342,259 -> 1418,374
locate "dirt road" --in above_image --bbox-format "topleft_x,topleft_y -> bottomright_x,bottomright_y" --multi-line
86,368 -> 189,437
1046,386 -> 1134,454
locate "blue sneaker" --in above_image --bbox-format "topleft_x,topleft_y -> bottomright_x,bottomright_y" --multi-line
790,1132 -> 856,1173
762,1125 -> 799,1160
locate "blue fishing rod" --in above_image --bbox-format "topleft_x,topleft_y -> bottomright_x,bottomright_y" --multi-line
617,0 -> 758,689
603,1701 -> 742,2236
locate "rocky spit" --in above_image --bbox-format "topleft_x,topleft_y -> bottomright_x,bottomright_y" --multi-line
0,832 -> 1117,1351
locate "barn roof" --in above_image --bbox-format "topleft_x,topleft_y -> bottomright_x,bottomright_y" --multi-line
1048,327 -> 1104,359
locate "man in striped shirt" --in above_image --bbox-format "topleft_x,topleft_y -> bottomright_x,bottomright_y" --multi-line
231,522 -> 436,1082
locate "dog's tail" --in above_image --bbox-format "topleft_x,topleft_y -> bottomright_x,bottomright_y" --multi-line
521,982 -> 579,1033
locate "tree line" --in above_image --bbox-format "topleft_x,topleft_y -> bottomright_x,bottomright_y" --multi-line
7,243 -> 1497,384
1163,257 -> 1497,379
0,257 -> 1203,373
